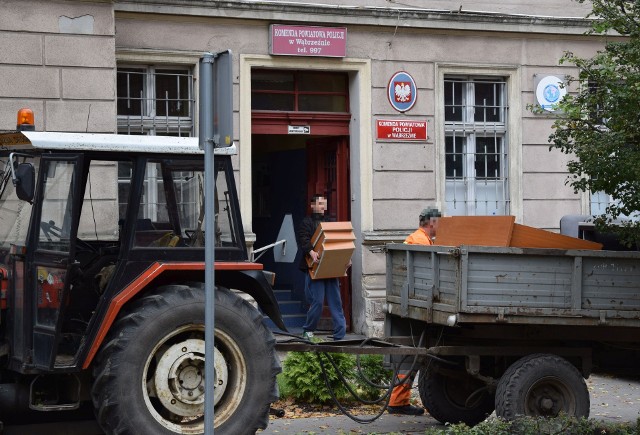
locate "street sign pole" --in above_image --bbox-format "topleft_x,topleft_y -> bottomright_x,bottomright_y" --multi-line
200,49 -> 233,435
199,52 -> 216,435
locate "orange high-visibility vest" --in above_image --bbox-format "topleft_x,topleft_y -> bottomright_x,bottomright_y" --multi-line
404,227 -> 433,245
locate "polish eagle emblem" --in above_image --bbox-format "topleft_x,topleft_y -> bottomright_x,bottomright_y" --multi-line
394,81 -> 412,103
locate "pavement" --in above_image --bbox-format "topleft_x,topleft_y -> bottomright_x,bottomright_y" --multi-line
263,330 -> 640,434
261,412 -> 436,434
260,374 -> 640,434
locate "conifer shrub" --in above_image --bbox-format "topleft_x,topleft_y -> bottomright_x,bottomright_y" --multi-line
277,348 -> 393,405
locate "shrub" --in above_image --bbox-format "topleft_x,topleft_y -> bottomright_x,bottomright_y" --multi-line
352,353 -> 393,401
278,347 -> 356,404
277,349 -> 393,405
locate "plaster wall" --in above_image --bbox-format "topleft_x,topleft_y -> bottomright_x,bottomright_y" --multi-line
0,0 -> 115,132
266,0 -> 593,18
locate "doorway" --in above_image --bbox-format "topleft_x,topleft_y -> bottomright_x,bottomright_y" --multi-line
251,134 -> 351,330
250,68 -> 352,331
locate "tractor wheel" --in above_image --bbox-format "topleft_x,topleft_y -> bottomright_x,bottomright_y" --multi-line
418,362 -> 494,426
495,353 -> 589,420
91,285 -> 280,435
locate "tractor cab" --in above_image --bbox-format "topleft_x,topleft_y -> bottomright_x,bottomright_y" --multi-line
0,128 -> 250,374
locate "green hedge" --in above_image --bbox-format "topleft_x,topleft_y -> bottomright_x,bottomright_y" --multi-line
277,348 -> 393,405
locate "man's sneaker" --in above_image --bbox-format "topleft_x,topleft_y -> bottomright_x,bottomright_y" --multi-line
302,331 -> 314,340
387,404 -> 425,416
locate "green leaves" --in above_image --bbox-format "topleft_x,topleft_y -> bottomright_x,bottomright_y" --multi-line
277,350 -> 392,405
549,0 -> 640,247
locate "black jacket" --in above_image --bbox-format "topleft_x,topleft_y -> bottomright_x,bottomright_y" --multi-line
296,213 -> 325,271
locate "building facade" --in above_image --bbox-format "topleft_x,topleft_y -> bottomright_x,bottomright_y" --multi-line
1,0 -> 608,335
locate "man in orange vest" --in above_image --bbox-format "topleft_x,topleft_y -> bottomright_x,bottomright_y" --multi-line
388,207 -> 441,416
404,207 -> 440,246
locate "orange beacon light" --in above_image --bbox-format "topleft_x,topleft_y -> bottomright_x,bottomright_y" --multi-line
17,108 -> 35,131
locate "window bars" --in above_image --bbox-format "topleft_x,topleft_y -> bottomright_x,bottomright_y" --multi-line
117,67 -> 195,137
444,77 -> 509,216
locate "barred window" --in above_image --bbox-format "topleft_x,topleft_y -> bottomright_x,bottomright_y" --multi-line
117,66 -> 195,136
116,65 -> 198,229
444,77 -> 509,216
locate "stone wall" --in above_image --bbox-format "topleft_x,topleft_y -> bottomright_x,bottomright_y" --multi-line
0,0 -> 116,132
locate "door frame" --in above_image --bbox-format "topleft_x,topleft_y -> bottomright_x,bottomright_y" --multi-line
238,54 -> 373,235
305,136 -> 351,326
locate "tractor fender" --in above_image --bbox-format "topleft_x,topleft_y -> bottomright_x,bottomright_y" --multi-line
216,268 -> 287,332
83,261 -> 286,369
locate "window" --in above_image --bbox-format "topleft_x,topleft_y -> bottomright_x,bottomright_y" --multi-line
117,65 -> 196,230
132,159 -> 243,249
582,81 -> 639,220
134,160 -> 200,248
444,77 -> 509,216
590,192 -> 639,220
79,160 -> 132,242
136,164 -> 201,233
39,161 -> 77,252
251,70 -> 349,112
0,155 -> 37,248
590,191 -> 611,216
117,66 -> 195,136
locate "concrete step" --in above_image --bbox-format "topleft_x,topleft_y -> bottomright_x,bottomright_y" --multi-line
264,313 -> 306,330
277,300 -> 304,315
273,289 -> 292,301
266,288 -> 307,330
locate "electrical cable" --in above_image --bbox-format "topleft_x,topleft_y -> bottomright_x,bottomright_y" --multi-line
314,331 -> 426,424
273,329 -> 460,424
325,351 -> 411,405
316,351 -> 398,424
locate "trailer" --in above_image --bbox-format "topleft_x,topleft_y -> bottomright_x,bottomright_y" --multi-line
384,243 -> 640,424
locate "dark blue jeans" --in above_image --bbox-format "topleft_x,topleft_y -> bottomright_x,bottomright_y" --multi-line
302,274 -> 346,340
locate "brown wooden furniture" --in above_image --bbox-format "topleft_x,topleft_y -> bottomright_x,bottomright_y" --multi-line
435,216 -> 602,250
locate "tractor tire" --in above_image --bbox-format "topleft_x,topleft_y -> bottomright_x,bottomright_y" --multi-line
418,362 -> 494,426
91,285 -> 280,435
495,353 -> 590,420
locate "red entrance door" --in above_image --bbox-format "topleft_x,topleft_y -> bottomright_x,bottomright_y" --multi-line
306,137 -> 351,327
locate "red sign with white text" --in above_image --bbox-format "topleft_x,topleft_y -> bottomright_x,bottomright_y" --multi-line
376,119 -> 427,142
270,24 -> 347,57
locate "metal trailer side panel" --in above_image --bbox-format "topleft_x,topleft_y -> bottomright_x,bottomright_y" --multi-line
387,245 -> 460,321
464,252 -> 575,311
582,256 -> 640,311
386,244 -> 640,327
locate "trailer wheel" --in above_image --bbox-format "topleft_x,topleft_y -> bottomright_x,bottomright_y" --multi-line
418,362 -> 494,426
495,353 -> 589,420
91,285 -> 280,435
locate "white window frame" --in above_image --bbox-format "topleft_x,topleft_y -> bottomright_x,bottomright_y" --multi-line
116,50 -> 202,224
435,64 -> 522,220
582,81 -> 638,221
117,64 -> 195,137
590,192 -> 639,221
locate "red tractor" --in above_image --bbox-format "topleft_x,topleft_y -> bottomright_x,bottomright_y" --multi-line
0,112 -> 285,434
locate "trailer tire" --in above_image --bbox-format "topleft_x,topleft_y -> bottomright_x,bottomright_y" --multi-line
495,353 -> 589,420
91,285 -> 280,435
418,362 -> 494,426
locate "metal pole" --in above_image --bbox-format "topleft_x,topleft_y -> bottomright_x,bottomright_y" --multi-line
199,52 -> 216,435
